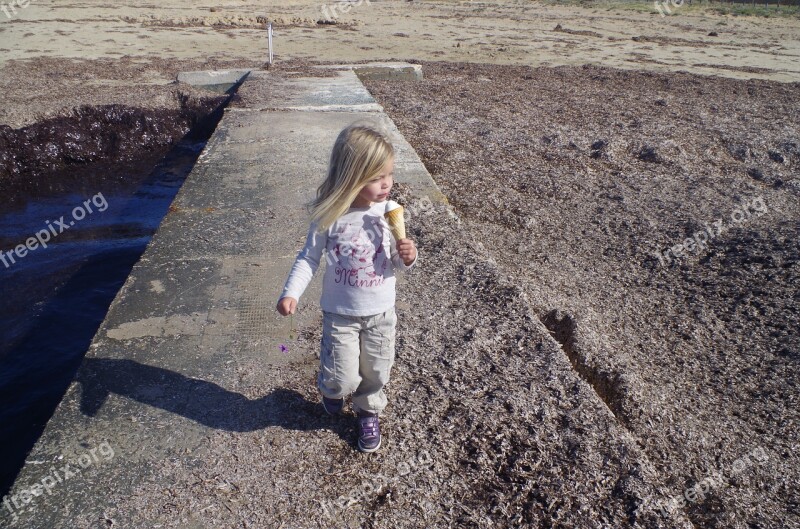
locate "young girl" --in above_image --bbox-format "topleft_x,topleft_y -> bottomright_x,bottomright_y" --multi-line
276,121 -> 417,453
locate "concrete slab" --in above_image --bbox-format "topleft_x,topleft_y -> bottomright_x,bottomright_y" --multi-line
195,110 -> 419,168
176,69 -> 252,94
230,69 -> 382,112
2,63 -> 442,528
315,62 -> 424,82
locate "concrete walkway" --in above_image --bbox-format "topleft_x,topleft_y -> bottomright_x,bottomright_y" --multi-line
2,63 -> 441,528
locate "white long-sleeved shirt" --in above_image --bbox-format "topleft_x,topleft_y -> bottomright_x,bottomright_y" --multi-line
280,200 -> 417,316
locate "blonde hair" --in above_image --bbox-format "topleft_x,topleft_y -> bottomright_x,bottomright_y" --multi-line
310,121 -> 395,232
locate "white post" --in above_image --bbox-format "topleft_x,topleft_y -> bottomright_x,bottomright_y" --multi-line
268,23 -> 274,65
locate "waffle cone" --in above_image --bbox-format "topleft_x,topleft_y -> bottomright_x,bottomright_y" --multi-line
384,206 -> 406,240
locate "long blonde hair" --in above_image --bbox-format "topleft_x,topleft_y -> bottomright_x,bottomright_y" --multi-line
310,121 -> 395,232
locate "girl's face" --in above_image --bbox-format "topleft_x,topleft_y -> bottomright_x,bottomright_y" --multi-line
352,156 -> 394,208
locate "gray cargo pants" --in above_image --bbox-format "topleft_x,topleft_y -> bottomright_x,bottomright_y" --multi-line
318,307 -> 397,415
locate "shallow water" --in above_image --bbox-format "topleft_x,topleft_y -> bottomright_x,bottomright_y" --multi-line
0,139 -> 206,495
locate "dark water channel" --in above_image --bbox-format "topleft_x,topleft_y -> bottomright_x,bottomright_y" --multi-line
0,137 -> 210,496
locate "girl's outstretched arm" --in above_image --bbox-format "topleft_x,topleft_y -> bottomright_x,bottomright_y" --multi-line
277,223 -> 327,314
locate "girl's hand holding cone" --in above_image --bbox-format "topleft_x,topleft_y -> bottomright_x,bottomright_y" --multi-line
397,238 -> 416,266
385,205 -> 416,266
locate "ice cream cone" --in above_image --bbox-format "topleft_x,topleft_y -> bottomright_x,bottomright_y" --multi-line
384,206 -> 406,240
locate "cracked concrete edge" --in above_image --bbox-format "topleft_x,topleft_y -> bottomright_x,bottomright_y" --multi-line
177,69 -> 252,86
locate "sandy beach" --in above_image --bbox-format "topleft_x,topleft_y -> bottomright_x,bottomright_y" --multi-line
1,0 -> 800,129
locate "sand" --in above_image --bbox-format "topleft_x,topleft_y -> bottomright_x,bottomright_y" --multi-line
1,0 -> 799,129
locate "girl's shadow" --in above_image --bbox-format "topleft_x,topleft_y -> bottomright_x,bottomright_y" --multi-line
76,358 -> 353,443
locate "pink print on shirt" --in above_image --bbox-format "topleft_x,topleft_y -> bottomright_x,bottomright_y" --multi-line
331,218 -> 389,288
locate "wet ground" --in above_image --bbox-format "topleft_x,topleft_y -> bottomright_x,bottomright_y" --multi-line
0,124 -> 218,496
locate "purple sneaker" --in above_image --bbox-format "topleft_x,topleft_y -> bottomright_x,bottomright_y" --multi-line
322,395 -> 344,415
357,412 -> 381,453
